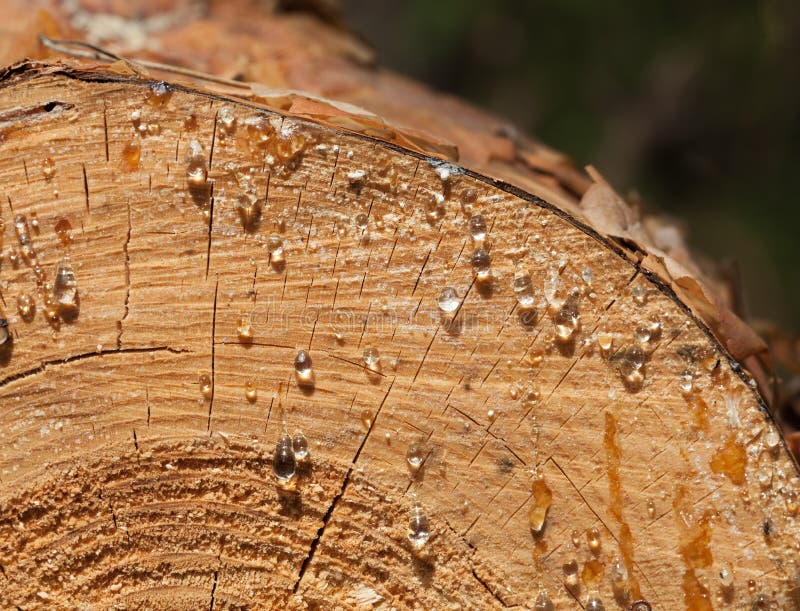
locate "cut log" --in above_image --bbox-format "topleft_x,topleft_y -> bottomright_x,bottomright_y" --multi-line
0,4 -> 798,611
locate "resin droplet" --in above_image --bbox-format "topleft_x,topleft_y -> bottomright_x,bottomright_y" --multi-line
244,380 -> 257,402
290,431 -> 309,461
554,296 -> 580,342
647,499 -> 656,519
292,432 -> 309,460
268,234 -> 285,266
571,529 -> 581,547
0,317 -> 8,346
55,217 -> 73,247
199,374 -> 212,399
468,213 -> 487,242
719,563 -> 734,588
617,346 -> 646,388
611,555 -> 629,591
148,81 -> 172,107
52,259 -> 78,311
363,347 -> 381,371
294,350 -> 313,385
122,141 -> 141,170
585,595 -> 606,611
17,293 -> 35,321
563,559 -> 579,589
679,371 -> 694,395
512,269 -> 535,308
186,140 -> 208,186
406,442 -> 426,472
14,214 -> 31,245
533,591 -> 554,611
631,285 -> 647,305
354,213 -> 368,230
272,433 -> 296,484
237,316 -> 253,342
407,505 -> 431,550
597,331 -> 613,352
764,427 -> 780,450
528,475 -> 553,534
437,287 -> 460,313
42,157 -> 55,180
360,409 -> 373,430
218,106 -> 237,137
236,194 -> 263,231
586,527 -> 602,553
470,248 -> 491,280
785,490 -> 798,515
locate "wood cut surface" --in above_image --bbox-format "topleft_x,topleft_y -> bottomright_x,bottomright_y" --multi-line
0,63 -> 798,610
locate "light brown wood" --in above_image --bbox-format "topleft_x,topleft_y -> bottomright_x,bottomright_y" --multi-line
0,5 -> 798,610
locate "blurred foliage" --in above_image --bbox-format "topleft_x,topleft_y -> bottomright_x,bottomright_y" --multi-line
344,0 -> 800,331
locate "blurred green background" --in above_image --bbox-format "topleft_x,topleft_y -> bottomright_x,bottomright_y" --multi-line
343,0 -> 800,333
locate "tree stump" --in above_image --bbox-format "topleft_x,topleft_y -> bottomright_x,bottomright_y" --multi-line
0,3 -> 798,610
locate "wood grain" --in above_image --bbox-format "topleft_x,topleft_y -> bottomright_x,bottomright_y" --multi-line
0,63 -> 798,610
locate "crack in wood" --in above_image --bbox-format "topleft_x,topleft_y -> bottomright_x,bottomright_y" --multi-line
0,346 -> 191,391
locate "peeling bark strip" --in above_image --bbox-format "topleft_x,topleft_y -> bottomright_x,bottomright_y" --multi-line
0,34 -> 797,611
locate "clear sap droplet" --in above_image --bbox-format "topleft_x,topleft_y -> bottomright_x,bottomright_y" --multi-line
470,248 -> 491,280
437,287 -> 460,313
407,505 -> 431,550
468,213 -> 487,241
571,529 -> 581,547
611,555 -> 629,587
199,374 -> 212,399
354,213 -> 368,230
631,285 -> 647,305
268,234 -> 285,266
646,499 -> 656,519
554,298 -> 580,342
528,476 -> 553,534
14,214 -> 31,246
294,350 -> 313,384
363,347 -> 381,371
512,269 -> 535,308
719,563 -> 734,588
292,431 -> 309,460
52,260 -> 78,311
679,371 -> 694,395
273,433 -> 296,484
617,346 -> 646,388
764,427 -> 780,450
218,106 -> 237,136
533,591 -> 554,611
585,595 -> 606,611
186,140 -> 208,186
406,442 -> 426,472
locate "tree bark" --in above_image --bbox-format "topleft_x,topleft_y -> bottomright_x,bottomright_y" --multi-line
0,3 -> 798,610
